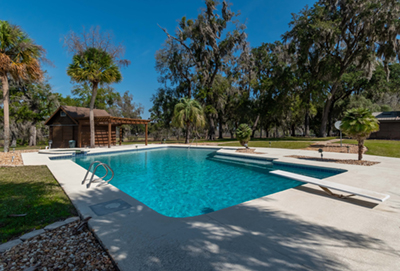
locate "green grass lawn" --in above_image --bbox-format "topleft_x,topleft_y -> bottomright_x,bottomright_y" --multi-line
0,166 -> 77,243
10,145 -> 47,151
342,139 -> 400,158
0,142 -> 48,151
121,136 -> 336,145
247,136 -> 336,142
219,141 -> 312,149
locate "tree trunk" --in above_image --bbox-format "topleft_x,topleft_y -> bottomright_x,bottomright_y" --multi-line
358,139 -> 364,161
304,109 -> 310,137
185,122 -> 190,144
218,116 -> 223,139
320,84 -> 338,137
11,131 -> 17,148
291,124 -> 296,137
29,126 -> 37,146
1,75 -> 10,152
89,82 -> 99,148
208,117 -> 215,140
259,128 -> 262,139
251,114 -> 260,138
275,126 -> 279,138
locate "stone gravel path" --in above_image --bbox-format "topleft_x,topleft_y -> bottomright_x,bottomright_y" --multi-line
0,219 -> 116,271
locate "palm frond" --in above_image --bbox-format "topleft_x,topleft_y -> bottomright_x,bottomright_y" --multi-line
67,47 -> 122,85
0,20 -> 45,82
172,98 -> 205,129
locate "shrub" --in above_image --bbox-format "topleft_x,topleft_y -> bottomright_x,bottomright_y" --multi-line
236,124 -> 252,147
341,108 -> 379,160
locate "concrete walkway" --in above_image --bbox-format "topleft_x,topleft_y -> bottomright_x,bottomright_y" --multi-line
22,145 -> 400,271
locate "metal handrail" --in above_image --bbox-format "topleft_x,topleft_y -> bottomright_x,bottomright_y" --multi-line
82,161 -> 104,185
88,163 -> 114,188
82,161 -> 115,188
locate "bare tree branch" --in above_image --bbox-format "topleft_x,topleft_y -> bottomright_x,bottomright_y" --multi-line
63,26 -> 130,67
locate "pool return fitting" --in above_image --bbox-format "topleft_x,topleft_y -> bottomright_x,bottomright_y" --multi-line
82,161 -> 114,188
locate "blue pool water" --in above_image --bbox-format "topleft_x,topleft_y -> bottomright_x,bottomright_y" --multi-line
71,148 -> 344,218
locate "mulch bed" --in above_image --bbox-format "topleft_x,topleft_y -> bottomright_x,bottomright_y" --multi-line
0,150 -> 38,167
287,155 -> 379,166
0,221 -> 117,271
236,148 -> 265,154
304,143 -> 365,154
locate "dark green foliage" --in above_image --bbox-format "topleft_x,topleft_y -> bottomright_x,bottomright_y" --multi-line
341,108 -> 380,160
236,123 -> 252,146
284,0 -> 400,136
67,48 -> 122,85
172,98 -> 205,143
341,108 -> 379,140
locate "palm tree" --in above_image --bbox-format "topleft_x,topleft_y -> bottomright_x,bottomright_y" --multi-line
236,123 -> 252,147
341,108 -> 379,160
0,21 -> 44,152
172,98 -> 205,144
67,48 -> 122,148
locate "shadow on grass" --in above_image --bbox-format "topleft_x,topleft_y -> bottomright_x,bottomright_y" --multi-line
0,169 -> 77,243
69,186 -> 396,271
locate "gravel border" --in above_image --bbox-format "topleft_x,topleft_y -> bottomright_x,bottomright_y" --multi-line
0,217 -> 117,271
286,155 -> 380,166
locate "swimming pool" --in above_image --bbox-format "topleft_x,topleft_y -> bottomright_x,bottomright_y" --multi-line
71,147 -> 345,218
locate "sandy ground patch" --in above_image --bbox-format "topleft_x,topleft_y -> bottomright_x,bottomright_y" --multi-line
0,150 -> 38,167
286,155 -> 379,166
304,142 -> 366,154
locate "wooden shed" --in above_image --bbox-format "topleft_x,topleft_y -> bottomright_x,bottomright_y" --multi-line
370,111 -> 400,140
44,106 -> 150,148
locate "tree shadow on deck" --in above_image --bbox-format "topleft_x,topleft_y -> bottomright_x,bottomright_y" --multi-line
71,187 -> 398,271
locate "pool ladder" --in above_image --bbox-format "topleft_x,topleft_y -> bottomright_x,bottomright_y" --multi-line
82,161 -> 114,188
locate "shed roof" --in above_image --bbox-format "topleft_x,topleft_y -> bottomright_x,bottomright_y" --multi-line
44,106 -> 111,125
373,111 -> 400,121
61,106 -> 110,118
45,106 -> 150,126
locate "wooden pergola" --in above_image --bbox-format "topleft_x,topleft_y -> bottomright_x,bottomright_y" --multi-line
76,116 -> 151,148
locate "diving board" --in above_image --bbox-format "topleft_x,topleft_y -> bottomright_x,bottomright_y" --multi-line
270,170 -> 390,203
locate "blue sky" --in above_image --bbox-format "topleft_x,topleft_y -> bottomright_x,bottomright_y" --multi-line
2,0 -> 316,118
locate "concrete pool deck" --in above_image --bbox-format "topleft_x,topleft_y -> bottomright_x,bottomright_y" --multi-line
22,145 -> 400,270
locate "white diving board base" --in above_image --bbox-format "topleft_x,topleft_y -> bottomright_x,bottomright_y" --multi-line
270,170 -> 390,203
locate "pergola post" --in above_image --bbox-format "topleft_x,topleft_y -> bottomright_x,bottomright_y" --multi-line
78,121 -> 82,148
119,126 -> 122,146
145,123 -> 148,146
108,120 -> 112,148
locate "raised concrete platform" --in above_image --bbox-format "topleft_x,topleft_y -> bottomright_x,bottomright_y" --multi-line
21,144 -> 400,270
270,170 -> 390,202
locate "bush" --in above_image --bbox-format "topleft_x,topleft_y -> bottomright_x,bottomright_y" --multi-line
127,135 -> 138,142
236,124 -> 252,147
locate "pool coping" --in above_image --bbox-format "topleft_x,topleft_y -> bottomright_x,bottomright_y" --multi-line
47,145 -> 346,175
20,144 -> 400,270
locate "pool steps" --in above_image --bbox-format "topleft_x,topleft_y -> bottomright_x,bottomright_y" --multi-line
209,154 -> 274,168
